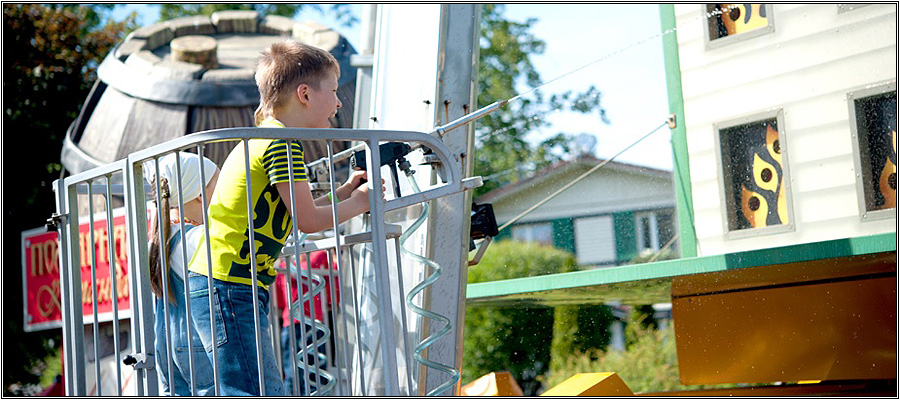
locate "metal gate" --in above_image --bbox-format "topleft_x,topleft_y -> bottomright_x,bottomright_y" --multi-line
53,127 -> 481,396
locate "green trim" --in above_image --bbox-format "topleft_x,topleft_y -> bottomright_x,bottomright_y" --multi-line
659,4 -> 697,258
613,212 -> 637,262
466,232 -> 897,303
494,225 -> 511,242
552,218 -> 576,254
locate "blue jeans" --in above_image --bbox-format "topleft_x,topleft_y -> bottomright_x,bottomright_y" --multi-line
154,274 -> 215,396
187,273 -> 284,396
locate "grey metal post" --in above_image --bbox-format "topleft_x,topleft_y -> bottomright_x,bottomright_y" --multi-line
364,136 -> 401,395
352,4 -> 377,130
125,157 -> 160,396
104,175 -> 124,395
54,178 -> 80,395
421,4 -> 480,395
64,180 -> 87,395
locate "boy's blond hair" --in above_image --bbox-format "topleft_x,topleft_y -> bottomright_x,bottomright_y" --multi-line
253,40 -> 341,126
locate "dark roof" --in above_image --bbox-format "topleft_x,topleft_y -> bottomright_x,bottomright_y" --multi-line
476,154 -> 671,204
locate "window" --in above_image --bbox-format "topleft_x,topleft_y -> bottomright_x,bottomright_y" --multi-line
705,4 -> 774,49
635,210 -> 677,253
510,222 -> 554,246
574,215 -> 617,265
715,110 -> 794,237
849,83 -> 896,220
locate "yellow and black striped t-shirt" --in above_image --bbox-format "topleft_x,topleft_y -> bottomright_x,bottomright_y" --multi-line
189,118 -> 306,288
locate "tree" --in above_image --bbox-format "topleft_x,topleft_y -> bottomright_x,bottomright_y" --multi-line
464,241 -> 577,395
157,4 -> 357,27
2,4 -> 135,394
474,4 -> 609,195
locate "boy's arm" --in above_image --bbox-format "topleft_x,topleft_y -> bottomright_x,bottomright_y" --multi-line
275,179 -> 370,234
312,170 -> 368,207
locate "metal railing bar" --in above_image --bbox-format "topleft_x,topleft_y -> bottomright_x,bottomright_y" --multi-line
326,140 -> 346,396
360,137 -> 401,395
66,182 -> 87,396
281,225 -> 403,255
53,180 -> 71,395
172,152 -> 200,396
283,253 -> 301,395
72,183 -> 152,195
65,161 -> 129,185
86,179 -> 103,396
104,174 -> 124,395
347,244 -> 367,396
123,158 -> 156,396
284,138 -> 311,396
242,138 -> 267,395
127,128 -> 450,164
153,157 -> 177,395
383,177 -> 481,213
393,237 -> 415,395
195,144 -> 221,396
303,254 -> 323,393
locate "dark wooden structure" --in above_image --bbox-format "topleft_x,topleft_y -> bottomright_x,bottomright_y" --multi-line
61,11 -> 357,175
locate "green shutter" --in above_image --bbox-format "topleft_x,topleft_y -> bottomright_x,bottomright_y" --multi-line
613,212 -> 637,263
494,225 -> 512,241
552,218 -> 575,254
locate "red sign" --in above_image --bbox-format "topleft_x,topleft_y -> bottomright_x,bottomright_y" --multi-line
21,209 -> 132,332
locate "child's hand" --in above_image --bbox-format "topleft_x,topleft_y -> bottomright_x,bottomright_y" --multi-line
345,170 -> 368,190
348,176 -> 387,213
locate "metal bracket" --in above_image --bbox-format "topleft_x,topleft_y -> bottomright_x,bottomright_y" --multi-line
45,213 -> 65,232
667,113 -> 677,129
467,236 -> 493,266
123,353 -> 154,370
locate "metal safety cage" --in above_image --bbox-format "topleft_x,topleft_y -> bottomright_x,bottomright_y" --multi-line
54,126 -> 481,396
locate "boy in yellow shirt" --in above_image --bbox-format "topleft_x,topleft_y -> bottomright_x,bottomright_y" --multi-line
187,40 -> 371,396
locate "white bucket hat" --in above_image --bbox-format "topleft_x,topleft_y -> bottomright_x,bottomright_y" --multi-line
145,152 -> 217,204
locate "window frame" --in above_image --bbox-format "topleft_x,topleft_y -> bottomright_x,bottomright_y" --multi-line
713,108 -> 796,239
847,80 -> 897,222
510,221 -> 555,247
703,4 -> 776,50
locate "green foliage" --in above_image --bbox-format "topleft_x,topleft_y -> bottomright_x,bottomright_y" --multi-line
542,310 -> 746,394
475,4 -> 609,196
38,347 -> 63,388
464,241 -> 576,395
467,240 -> 577,284
3,4 -> 133,394
542,318 -> 679,393
158,4 -> 357,27
550,304 -> 615,374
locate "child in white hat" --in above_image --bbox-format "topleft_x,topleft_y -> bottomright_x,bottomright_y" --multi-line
145,152 -> 219,396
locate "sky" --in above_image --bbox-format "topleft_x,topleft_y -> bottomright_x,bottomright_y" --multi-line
110,4 -> 673,170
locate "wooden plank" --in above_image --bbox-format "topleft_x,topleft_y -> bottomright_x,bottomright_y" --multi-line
77,87 -> 135,163
116,99 -> 188,159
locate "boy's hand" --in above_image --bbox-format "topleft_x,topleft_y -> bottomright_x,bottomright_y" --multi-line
345,170 -> 368,190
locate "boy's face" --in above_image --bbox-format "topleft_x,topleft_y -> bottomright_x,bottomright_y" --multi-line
306,70 -> 342,129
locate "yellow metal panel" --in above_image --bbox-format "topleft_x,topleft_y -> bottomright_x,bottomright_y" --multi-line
673,275 -> 896,384
460,372 -> 524,396
540,372 -> 634,396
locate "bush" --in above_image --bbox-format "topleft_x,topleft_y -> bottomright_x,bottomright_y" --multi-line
542,310 -> 748,394
463,240 -> 575,395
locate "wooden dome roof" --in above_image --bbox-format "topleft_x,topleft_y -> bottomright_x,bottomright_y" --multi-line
62,11 -> 357,175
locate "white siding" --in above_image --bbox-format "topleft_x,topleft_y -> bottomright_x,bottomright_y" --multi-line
574,215 -> 617,265
674,4 -> 897,256
491,166 -> 675,225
